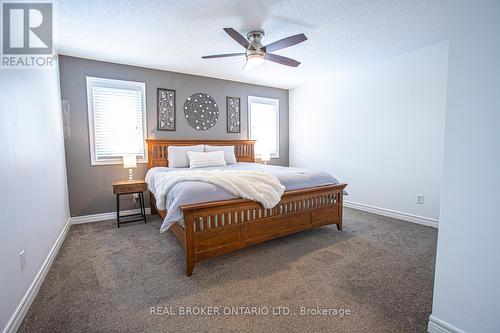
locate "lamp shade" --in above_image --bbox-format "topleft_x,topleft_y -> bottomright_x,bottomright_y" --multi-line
260,151 -> 271,162
122,155 -> 137,169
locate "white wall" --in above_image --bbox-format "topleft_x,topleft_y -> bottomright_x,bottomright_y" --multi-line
289,41 -> 449,223
429,1 -> 500,332
0,61 -> 70,332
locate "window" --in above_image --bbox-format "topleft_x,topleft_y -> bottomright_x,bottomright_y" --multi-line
86,77 -> 147,165
248,96 -> 280,158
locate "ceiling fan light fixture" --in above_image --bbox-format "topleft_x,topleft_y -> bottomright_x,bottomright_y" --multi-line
243,53 -> 265,71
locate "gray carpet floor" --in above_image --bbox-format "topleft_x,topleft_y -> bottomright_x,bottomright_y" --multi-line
19,208 -> 437,333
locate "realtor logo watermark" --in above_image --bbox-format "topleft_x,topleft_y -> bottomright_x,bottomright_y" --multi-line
1,2 -> 55,68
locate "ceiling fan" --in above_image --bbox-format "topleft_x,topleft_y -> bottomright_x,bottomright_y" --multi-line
202,28 -> 307,71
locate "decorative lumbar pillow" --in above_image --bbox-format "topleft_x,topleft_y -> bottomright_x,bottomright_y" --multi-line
188,151 -> 227,169
204,145 -> 237,165
167,145 -> 204,168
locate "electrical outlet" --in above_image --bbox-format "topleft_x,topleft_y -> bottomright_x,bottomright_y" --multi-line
416,195 -> 424,205
19,250 -> 26,271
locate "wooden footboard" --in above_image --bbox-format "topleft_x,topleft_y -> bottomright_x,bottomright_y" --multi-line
151,183 -> 346,276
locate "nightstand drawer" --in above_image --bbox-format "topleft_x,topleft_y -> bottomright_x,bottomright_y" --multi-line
112,180 -> 147,194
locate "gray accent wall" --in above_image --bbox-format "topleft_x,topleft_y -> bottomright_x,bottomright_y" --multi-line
59,55 -> 289,217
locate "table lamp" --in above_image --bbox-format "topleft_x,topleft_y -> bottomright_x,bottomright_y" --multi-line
122,155 -> 137,180
260,151 -> 271,165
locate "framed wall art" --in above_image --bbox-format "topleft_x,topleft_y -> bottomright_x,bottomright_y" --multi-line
157,88 -> 176,131
226,96 -> 240,133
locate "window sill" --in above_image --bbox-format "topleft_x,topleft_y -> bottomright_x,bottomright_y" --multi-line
91,159 -> 148,166
256,154 -> 280,159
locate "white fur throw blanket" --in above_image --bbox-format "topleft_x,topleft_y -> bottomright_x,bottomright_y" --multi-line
154,169 -> 286,210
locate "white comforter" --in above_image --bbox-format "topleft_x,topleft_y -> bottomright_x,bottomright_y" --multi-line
155,169 -> 285,212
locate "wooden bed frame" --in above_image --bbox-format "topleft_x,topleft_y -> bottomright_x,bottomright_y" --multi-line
146,139 -> 347,276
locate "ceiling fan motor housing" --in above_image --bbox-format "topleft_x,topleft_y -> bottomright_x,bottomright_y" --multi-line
246,30 -> 266,56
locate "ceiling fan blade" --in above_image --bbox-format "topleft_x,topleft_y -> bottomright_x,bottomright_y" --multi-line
265,53 -> 301,67
223,27 -> 251,49
202,53 -> 245,59
263,33 -> 307,53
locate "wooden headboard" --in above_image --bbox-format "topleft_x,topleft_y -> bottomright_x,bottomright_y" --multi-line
145,139 -> 256,168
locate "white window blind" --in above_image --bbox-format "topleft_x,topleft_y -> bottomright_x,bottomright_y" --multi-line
86,77 -> 147,165
248,96 -> 280,158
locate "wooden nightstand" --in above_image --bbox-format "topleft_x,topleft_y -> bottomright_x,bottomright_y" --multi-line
112,180 -> 147,228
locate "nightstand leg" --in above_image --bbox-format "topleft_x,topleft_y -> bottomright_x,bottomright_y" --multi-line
138,192 -> 142,219
140,192 -> 146,224
116,194 -> 120,228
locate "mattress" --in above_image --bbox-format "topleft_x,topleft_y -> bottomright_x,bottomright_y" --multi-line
146,162 -> 340,232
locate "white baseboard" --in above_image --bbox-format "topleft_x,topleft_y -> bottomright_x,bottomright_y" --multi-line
3,217 -> 71,333
344,200 -> 439,228
70,208 -> 151,225
428,315 -> 467,333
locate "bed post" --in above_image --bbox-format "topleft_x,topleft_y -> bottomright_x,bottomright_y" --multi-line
149,192 -> 159,215
184,213 -> 196,276
337,191 -> 343,230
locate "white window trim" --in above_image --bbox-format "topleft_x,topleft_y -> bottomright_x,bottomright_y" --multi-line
248,95 -> 280,158
86,76 -> 148,166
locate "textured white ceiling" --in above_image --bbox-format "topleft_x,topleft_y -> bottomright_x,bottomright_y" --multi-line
53,0 -> 450,89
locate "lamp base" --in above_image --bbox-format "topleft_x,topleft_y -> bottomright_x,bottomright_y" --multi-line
128,169 -> 133,180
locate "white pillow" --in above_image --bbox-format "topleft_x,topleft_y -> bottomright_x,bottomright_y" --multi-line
188,151 -> 227,169
204,145 -> 237,165
167,145 -> 204,168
